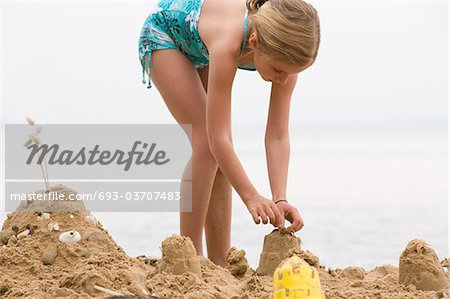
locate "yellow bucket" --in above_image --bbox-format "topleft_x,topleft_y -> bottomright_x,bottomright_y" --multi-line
272,255 -> 325,299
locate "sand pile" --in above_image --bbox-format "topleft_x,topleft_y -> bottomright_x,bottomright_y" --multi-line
399,239 -> 448,291
146,235 -> 268,299
0,185 -> 153,298
226,247 -> 250,277
0,186 -> 449,299
158,235 -> 201,277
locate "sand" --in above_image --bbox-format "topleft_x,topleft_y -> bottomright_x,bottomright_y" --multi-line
0,185 -> 449,298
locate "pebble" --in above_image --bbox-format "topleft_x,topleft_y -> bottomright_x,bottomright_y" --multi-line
0,230 -> 14,245
42,244 -> 58,265
47,223 -> 60,231
84,215 -> 98,226
17,229 -> 30,240
7,235 -> 17,246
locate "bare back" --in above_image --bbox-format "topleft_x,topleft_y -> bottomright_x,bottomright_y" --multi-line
198,0 -> 248,61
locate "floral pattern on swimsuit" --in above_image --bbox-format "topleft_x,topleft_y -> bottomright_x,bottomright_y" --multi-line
138,0 -> 256,89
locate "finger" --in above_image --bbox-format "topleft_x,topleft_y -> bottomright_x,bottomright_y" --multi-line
250,209 -> 260,225
287,210 -> 304,232
293,210 -> 304,231
278,211 -> 286,228
258,208 -> 269,225
269,202 -> 283,228
287,219 -> 303,233
264,205 -> 276,226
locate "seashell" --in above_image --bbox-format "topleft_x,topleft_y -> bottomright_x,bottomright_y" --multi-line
47,222 -> 59,231
84,215 -> 98,226
58,231 -> 81,244
69,214 -> 74,219
42,213 -> 51,220
17,229 -> 30,240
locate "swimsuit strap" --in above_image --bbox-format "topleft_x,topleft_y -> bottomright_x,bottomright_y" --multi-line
240,7 -> 250,56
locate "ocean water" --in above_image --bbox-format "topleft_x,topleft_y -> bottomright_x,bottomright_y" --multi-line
88,132 -> 448,270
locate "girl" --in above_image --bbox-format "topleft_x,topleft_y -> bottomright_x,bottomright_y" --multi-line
138,0 -> 320,267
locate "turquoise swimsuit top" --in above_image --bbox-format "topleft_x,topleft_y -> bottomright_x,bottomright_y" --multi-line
237,7 -> 257,71
138,0 -> 257,89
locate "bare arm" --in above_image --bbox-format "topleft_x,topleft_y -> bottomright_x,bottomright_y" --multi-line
265,74 -> 298,201
265,74 -> 304,232
206,42 -> 258,202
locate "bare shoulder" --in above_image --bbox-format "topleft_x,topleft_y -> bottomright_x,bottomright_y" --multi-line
198,0 -> 246,57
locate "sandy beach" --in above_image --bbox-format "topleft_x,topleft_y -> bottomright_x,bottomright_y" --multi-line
0,185 -> 448,299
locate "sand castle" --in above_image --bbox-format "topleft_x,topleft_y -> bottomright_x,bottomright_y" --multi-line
399,239 -> 448,291
226,247 -> 250,277
158,235 -> 202,277
0,185 -> 449,298
256,229 -> 302,275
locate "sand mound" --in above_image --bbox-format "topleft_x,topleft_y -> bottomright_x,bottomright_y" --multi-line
226,247 -> 251,277
0,186 -> 153,298
399,239 -> 448,291
288,248 -> 321,268
158,235 -> 201,277
366,265 -> 398,280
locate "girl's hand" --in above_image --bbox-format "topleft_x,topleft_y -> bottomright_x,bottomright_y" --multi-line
244,194 -> 283,227
275,200 -> 304,233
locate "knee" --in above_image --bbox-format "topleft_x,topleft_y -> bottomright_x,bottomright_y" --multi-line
192,143 -> 217,166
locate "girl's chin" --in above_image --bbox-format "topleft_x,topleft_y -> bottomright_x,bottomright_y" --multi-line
260,75 -> 270,82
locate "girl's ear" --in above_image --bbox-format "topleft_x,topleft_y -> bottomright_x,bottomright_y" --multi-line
249,32 -> 259,48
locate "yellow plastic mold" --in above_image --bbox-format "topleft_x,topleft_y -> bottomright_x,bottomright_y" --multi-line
272,255 -> 325,299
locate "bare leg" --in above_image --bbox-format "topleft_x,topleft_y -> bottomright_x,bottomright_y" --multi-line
148,50 -> 217,256
197,67 -> 233,267
180,147 -> 217,256
205,168 -> 232,267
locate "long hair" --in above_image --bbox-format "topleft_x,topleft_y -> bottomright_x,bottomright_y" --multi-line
247,0 -> 321,67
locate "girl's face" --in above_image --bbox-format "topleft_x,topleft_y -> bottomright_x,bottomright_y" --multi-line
253,50 -> 305,85
248,32 -> 306,84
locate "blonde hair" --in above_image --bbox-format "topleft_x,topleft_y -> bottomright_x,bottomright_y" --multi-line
247,0 -> 321,68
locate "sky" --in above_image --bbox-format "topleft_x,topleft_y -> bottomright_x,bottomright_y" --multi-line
1,0 -> 447,131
